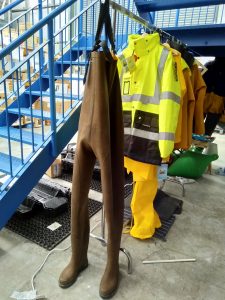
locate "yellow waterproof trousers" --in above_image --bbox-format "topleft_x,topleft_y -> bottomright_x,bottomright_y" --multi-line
124,157 -> 161,239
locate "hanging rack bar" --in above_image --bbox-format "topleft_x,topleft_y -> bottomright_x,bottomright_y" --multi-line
110,0 -> 174,42
110,0 -> 152,29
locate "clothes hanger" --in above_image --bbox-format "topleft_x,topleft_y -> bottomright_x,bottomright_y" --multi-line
195,58 -> 208,75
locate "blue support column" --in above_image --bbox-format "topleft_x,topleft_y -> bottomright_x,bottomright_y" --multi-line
175,9 -> 180,27
78,0 -> 84,35
38,0 -> 44,72
134,0 -> 152,23
47,20 -> 57,156
149,12 -> 155,24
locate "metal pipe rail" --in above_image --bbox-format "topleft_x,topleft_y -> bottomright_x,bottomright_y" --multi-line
0,0 -> 77,59
0,0 -> 24,16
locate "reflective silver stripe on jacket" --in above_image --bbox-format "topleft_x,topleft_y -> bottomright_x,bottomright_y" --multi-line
122,91 -> 180,105
120,47 -> 179,105
124,128 -> 174,141
124,127 -> 159,141
158,48 -> 169,81
118,53 -> 126,65
122,94 -> 159,105
159,132 -> 175,141
118,53 -> 129,75
160,91 -> 180,104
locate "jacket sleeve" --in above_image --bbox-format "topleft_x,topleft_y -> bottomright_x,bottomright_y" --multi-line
191,64 -> 207,134
159,50 -> 181,158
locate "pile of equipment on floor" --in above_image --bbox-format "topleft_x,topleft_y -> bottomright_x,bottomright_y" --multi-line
16,179 -> 71,217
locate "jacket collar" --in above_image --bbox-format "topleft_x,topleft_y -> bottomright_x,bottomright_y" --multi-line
127,33 -> 160,57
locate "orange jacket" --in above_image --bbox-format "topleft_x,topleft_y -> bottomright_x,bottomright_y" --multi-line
191,63 -> 206,134
175,61 -> 195,150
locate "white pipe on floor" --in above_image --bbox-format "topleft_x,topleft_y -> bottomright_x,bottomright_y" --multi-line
143,258 -> 196,264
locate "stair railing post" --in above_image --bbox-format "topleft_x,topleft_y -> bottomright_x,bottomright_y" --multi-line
78,0 -> 83,36
38,0 -> 44,72
47,19 -> 57,156
175,9 -> 180,27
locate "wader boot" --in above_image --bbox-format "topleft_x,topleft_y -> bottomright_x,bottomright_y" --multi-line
59,52 -> 124,299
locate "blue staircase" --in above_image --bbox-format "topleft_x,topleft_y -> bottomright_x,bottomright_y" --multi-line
0,0 -> 139,229
0,0 -> 94,229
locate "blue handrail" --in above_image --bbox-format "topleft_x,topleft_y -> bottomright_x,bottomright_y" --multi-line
0,0 -> 78,60
0,0 -> 24,16
0,4 -> 38,31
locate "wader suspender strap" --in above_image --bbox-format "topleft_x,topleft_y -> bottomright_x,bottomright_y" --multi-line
83,0 -> 116,84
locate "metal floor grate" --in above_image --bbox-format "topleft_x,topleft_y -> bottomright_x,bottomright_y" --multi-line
6,199 -> 102,251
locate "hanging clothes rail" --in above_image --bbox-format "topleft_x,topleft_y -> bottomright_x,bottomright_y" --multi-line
110,0 -> 177,44
109,0 -> 195,67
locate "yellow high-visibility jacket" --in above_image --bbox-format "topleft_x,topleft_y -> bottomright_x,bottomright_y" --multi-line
118,33 -> 181,165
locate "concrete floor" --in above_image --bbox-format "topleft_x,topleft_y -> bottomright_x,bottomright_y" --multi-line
0,133 -> 225,300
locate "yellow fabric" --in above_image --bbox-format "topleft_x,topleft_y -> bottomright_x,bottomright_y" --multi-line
163,44 -> 186,144
124,156 -> 156,181
124,157 -> 161,239
175,62 -> 195,150
118,33 -> 181,159
191,63 -> 206,134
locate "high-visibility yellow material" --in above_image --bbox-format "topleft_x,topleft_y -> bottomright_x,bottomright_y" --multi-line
124,157 -> 161,239
125,156 -> 156,181
163,43 -> 186,144
118,33 -> 181,164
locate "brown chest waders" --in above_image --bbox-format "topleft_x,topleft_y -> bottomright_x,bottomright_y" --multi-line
59,1 -> 124,298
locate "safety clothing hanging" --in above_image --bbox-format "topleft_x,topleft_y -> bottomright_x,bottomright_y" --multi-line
118,33 -> 181,165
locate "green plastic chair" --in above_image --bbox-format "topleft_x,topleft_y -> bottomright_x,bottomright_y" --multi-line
168,146 -> 219,179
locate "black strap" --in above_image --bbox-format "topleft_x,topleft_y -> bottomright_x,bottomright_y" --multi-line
83,0 -> 116,84
94,0 -> 116,53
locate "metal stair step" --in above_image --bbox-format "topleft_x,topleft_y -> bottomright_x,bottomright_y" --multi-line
0,126 -> 43,145
72,45 -> 92,51
0,152 -> 22,175
7,108 -> 62,120
72,36 -> 93,51
24,91 -> 78,100
55,60 -> 88,66
41,75 -> 84,81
